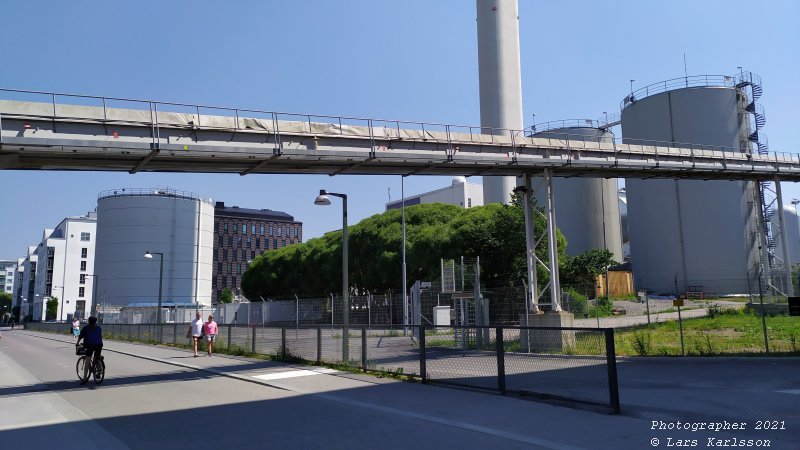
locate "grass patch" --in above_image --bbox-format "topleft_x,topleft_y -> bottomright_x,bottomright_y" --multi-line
607,309 -> 800,356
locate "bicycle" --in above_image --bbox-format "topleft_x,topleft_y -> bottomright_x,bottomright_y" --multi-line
75,343 -> 105,384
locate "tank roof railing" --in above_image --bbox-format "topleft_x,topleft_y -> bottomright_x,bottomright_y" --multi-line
98,187 -> 213,204
527,119 -> 602,135
620,73 -> 760,110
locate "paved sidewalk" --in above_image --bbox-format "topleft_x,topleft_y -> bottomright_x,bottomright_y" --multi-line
6,330 -> 797,449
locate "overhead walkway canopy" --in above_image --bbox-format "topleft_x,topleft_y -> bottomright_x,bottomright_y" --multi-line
1,89 -> 799,180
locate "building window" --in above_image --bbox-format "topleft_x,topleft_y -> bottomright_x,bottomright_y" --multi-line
251,250 -> 256,259
252,225 -> 256,234
80,274 -> 86,284
81,248 -> 88,258
224,223 -> 228,232
294,228 -> 299,238
269,226 -> 273,236
227,263 -> 232,274
277,227 -> 282,237
247,236 -> 251,246
242,224 -> 247,234
256,238 -> 260,248
260,226 -> 265,236
468,198 -> 472,207
218,262 -> 222,273
80,232 -> 91,241
228,236 -> 233,245
80,261 -> 87,272
78,287 -> 85,298
237,236 -> 242,247
273,239 -> 277,249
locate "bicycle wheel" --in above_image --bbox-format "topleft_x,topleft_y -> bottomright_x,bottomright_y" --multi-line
92,357 -> 105,384
76,357 -> 88,382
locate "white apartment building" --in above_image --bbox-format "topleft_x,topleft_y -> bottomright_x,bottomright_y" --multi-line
15,248 -> 37,320
32,213 -> 97,321
0,260 -> 15,295
385,177 -> 484,211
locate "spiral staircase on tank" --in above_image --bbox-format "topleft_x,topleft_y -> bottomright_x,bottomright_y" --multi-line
738,72 -> 790,297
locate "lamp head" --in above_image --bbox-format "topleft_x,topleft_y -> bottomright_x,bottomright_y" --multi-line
314,189 -> 331,206
144,251 -> 153,259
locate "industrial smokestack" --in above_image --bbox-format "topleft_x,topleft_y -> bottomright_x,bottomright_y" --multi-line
477,0 -> 523,204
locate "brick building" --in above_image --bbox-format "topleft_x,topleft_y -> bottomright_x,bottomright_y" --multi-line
213,202 -> 302,301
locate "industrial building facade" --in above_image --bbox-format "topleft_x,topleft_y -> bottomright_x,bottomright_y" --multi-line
213,202 -> 302,301
386,177 -> 484,211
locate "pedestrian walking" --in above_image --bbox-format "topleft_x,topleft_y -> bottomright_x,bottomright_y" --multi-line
203,314 -> 218,356
72,318 -> 81,340
189,312 -> 204,357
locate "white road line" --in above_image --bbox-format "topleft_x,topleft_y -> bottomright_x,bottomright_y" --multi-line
252,368 -> 338,381
777,389 -> 800,395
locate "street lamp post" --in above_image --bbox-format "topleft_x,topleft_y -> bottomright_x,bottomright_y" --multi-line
144,252 -> 164,331
314,189 -> 349,362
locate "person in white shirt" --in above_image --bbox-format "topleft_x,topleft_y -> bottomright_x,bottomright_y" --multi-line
189,312 -> 204,357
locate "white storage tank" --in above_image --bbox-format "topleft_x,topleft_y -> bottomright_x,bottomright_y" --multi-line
94,188 -> 215,308
776,203 -> 800,265
620,76 -> 758,295
532,122 -> 624,262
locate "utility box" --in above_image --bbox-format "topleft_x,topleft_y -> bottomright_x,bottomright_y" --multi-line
789,297 -> 800,317
433,306 -> 451,328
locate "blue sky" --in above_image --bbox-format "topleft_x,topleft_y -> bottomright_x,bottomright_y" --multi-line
1,0 -> 798,260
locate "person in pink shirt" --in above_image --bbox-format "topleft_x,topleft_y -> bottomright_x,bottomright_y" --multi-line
203,315 -> 218,356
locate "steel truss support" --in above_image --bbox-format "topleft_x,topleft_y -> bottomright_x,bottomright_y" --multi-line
520,169 -> 562,312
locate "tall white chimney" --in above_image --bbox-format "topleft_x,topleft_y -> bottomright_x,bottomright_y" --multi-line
477,0 -> 523,204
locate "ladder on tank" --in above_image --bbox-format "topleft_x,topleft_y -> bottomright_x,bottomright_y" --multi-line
738,73 -> 790,297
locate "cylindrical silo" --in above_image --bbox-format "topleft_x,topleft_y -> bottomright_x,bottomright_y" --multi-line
531,123 -> 624,262
621,76 -> 757,295
477,0 -> 523,204
775,204 -> 800,265
95,188 -> 215,309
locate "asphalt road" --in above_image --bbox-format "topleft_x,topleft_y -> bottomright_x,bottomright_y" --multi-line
1,329 -> 799,450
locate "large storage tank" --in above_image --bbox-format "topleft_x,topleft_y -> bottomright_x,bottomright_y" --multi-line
532,122 -> 624,262
94,188 -> 215,308
621,76 -> 757,295
775,204 -> 800,265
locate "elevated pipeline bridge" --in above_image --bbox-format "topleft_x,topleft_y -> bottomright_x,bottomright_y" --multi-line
2,88 -> 798,313
1,89 -> 799,181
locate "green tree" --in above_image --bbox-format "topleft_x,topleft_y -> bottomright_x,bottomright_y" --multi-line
0,292 -> 12,319
46,297 -> 59,321
560,249 -> 618,288
242,202 -> 566,298
218,288 -> 233,304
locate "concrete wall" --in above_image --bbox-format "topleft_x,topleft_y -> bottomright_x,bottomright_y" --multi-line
621,86 -> 755,295
95,192 -> 214,308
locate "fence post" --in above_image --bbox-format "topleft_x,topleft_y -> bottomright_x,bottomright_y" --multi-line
604,328 -> 621,414
251,326 -> 256,354
281,327 -> 287,359
496,327 -> 506,394
174,323 -> 178,345
227,325 -> 232,350
361,326 -> 367,372
316,326 -> 322,364
419,324 -> 427,382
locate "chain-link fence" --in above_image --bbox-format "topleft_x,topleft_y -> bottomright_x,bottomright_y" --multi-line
27,322 -> 619,413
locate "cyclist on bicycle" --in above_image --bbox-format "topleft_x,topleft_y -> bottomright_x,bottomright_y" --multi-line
76,316 -> 103,384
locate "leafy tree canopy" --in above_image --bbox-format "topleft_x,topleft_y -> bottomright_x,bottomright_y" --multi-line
242,201 -> 571,298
